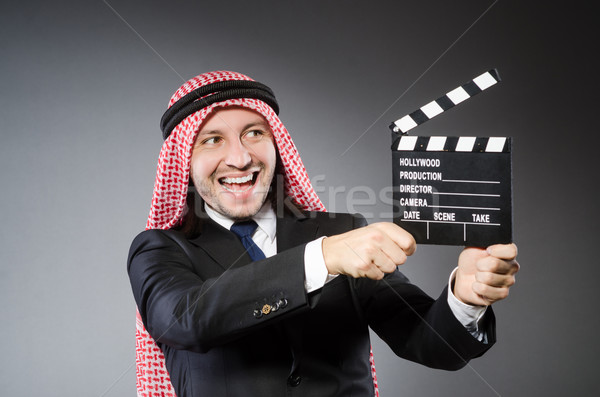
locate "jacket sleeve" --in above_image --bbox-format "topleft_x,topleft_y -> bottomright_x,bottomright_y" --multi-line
127,229 -> 310,353
358,271 -> 495,370
347,214 -> 496,370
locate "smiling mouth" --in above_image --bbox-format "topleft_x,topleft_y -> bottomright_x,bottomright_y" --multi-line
219,172 -> 258,193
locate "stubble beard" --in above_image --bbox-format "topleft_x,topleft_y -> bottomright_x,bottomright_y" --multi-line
192,162 -> 275,221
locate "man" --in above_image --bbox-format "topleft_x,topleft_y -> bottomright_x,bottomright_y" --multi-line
128,71 -> 519,397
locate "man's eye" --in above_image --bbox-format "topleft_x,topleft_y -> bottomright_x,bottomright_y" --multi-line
245,130 -> 265,139
202,136 -> 221,145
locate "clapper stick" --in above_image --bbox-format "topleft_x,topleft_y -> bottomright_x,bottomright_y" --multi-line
389,69 -> 512,247
389,69 -> 500,135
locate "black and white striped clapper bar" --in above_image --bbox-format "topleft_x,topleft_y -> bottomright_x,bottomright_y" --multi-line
390,70 -> 512,247
389,69 -> 501,134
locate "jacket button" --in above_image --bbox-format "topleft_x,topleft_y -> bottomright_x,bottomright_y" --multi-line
253,309 -> 263,319
287,374 -> 301,387
261,304 -> 271,315
278,298 -> 288,308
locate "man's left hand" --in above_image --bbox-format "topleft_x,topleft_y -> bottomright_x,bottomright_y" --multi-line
454,243 -> 520,306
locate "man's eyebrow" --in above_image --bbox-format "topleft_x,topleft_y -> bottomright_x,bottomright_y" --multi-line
242,120 -> 271,131
197,119 -> 271,136
197,129 -> 221,136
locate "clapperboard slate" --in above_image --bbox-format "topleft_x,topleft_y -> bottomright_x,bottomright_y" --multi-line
389,69 -> 513,247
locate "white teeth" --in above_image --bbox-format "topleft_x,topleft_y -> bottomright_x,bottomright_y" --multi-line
222,184 -> 254,193
221,174 -> 253,184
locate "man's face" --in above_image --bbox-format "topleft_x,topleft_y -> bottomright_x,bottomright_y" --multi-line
190,107 -> 277,220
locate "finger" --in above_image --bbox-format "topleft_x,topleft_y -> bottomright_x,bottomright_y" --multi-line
344,240 -> 395,278
363,265 -> 386,280
375,232 -> 409,266
368,243 -> 401,273
356,225 -> 407,267
477,256 -> 520,275
462,246 -> 489,260
373,223 -> 417,256
472,282 -> 510,303
486,243 -> 518,260
475,271 -> 516,288
349,256 -> 386,280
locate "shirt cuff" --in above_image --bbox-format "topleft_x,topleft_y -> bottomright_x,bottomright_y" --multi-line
447,267 -> 488,342
304,236 -> 335,293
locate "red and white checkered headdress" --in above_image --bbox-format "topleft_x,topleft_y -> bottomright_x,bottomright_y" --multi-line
145,70 -> 325,231
135,71 -> 378,396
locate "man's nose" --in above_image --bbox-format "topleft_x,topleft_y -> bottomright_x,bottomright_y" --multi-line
224,139 -> 252,169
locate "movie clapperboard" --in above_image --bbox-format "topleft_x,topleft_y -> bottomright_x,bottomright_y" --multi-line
389,69 -> 513,247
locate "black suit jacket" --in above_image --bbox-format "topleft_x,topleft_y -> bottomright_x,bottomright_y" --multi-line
128,211 -> 495,397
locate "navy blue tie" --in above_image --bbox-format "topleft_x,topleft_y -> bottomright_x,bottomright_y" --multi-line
230,220 -> 266,261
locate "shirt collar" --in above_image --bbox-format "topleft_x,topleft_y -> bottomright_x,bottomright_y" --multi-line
204,202 -> 277,243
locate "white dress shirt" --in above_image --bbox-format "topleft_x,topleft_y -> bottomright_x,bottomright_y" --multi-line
204,203 -> 486,341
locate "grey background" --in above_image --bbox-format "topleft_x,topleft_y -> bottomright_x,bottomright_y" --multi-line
1,1 -> 597,396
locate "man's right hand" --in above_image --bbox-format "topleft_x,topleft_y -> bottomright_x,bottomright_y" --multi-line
322,222 -> 417,280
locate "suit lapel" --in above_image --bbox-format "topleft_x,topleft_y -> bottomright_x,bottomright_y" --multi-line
190,218 -> 252,271
189,209 -> 320,270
